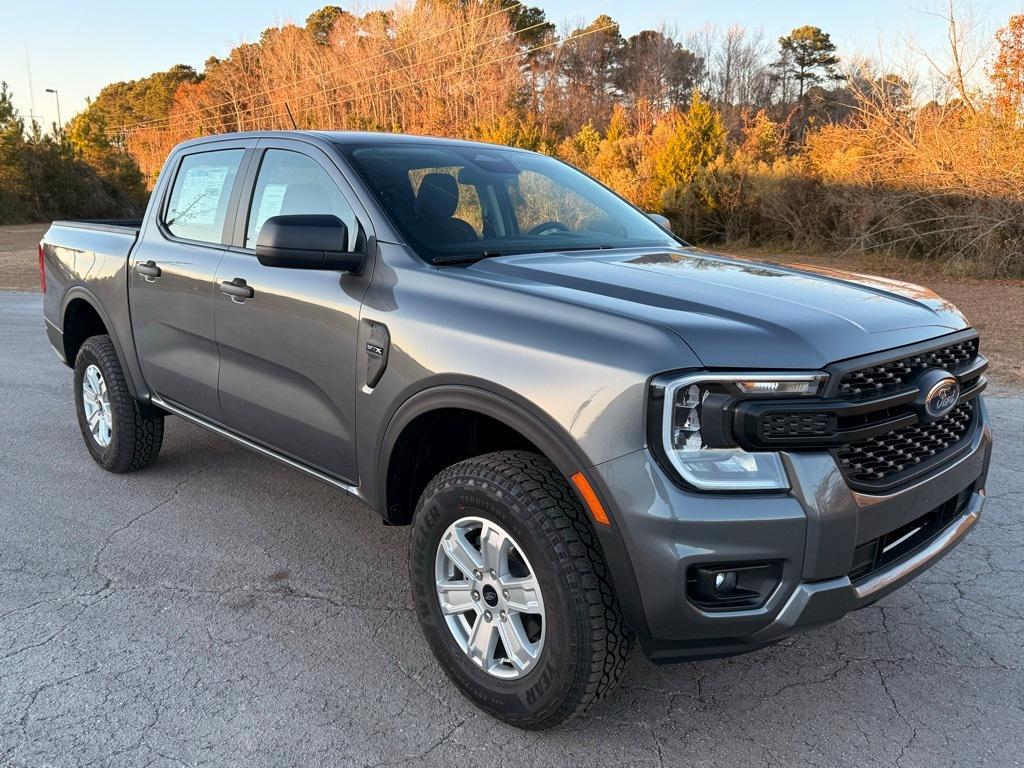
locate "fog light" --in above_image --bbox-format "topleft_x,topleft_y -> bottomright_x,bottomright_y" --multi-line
714,571 -> 737,593
687,562 -> 783,611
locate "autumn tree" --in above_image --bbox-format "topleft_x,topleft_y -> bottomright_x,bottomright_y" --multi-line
776,26 -> 841,101
86,65 -> 201,132
991,14 -> 1024,116
737,110 -> 785,165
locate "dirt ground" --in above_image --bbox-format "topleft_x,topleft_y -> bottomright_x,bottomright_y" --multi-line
0,224 -> 46,292
2,224 -> 1020,385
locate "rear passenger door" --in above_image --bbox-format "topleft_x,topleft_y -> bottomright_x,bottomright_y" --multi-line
213,139 -> 373,482
130,142 -> 253,419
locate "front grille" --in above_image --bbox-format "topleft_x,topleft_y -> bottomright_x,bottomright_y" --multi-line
849,485 -> 974,583
737,334 -> 985,491
837,338 -> 979,400
835,401 -> 974,485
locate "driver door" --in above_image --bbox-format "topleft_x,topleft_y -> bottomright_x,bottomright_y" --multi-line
213,139 -> 373,482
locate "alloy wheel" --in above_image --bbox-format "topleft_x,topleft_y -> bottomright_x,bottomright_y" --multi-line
82,363 -> 112,447
434,516 -> 545,679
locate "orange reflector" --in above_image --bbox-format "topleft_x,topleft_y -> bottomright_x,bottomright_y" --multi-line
570,472 -> 610,526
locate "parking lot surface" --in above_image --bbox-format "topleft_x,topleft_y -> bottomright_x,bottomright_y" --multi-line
1,292 -> 1022,767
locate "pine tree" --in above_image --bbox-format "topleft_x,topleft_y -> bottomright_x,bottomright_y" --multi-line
776,26 -> 841,100
654,91 -> 726,189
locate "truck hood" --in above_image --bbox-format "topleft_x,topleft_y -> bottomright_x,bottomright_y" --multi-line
469,247 -> 969,369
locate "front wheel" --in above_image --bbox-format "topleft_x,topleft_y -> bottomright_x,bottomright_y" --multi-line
73,335 -> 164,473
409,451 -> 632,729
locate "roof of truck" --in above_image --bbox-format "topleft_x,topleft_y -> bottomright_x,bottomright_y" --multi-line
172,130 -> 532,153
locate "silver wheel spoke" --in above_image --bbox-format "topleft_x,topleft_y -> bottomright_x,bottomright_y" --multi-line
466,613 -> 498,668
441,527 -> 483,578
498,615 -> 537,671
436,578 -> 477,615
479,523 -> 508,575
502,575 -> 542,613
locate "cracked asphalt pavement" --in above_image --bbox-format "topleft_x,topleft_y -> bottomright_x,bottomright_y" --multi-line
1,291 -> 1022,767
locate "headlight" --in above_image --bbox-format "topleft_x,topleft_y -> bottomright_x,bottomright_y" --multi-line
653,373 -> 825,491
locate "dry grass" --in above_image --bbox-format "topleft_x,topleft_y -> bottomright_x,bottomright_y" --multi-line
2,224 -> 1019,388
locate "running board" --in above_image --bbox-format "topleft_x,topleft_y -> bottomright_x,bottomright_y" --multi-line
150,395 -> 362,499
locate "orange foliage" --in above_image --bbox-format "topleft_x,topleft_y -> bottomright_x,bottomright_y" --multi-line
126,1 -> 521,181
991,15 -> 1024,117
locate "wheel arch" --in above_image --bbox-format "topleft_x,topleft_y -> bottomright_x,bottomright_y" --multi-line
376,384 -> 584,523
61,290 -> 111,366
377,382 -> 654,646
60,287 -> 147,403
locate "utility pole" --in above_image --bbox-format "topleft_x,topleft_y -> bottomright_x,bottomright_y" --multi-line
45,88 -> 62,133
25,41 -> 38,136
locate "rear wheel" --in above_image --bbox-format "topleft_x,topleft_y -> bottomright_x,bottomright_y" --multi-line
409,450 -> 632,729
73,335 -> 164,472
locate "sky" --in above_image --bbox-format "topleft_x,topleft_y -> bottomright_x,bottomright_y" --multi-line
2,0 -> 1021,130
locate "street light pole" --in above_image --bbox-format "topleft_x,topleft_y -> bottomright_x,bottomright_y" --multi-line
45,88 -> 62,133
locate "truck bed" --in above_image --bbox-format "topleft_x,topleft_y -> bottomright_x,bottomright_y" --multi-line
52,219 -> 143,235
41,219 -> 143,377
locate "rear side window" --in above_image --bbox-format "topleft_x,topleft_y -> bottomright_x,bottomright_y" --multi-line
164,149 -> 244,244
245,149 -> 358,249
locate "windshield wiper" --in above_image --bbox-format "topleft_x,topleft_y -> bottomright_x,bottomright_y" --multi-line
432,244 -> 616,265
537,244 -> 615,253
431,249 -> 505,266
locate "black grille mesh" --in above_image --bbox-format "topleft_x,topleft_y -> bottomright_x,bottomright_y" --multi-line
836,401 -> 974,485
762,412 -> 837,438
837,339 -> 978,400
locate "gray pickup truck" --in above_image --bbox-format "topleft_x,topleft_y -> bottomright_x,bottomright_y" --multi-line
40,131 -> 991,728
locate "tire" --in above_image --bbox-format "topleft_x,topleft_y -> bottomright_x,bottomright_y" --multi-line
409,450 -> 633,729
73,334 -> 164,473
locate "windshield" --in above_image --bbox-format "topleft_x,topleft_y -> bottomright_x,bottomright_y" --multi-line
337,142 -> 678,263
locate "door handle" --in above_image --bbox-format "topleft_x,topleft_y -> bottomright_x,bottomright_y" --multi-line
220,277 -> 254,302
136,260 -> 161,281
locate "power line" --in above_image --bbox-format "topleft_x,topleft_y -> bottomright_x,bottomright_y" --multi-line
117,21 -> 612,140
105,1 -> 526,136
119,17 -> 554,136
286,22 -> 614,126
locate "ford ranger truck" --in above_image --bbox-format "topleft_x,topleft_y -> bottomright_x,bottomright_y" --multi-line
40,131 -> 992,729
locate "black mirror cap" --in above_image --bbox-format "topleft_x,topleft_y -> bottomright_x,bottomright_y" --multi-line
255,214 -> 366,273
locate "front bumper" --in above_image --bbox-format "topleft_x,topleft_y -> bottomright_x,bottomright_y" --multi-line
591,397 -> 992,663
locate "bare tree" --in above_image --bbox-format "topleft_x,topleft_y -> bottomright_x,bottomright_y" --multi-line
906,0 -> 993,112
686,24 -> 774,108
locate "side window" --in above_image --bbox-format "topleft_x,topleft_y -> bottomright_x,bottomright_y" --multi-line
245,150 -> 358,249
164,149 -> 244,244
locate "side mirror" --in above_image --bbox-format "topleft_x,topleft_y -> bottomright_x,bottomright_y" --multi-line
647,212 -> 672,233
255,214 -> 365,273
